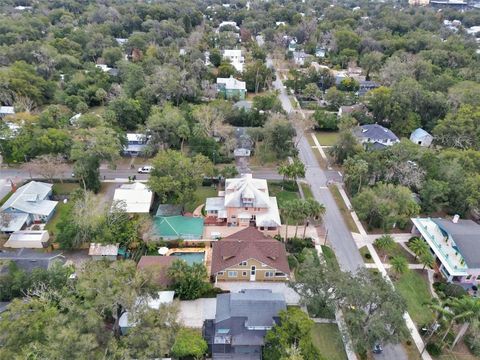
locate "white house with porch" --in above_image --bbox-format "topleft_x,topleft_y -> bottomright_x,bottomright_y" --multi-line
411,217 -> 480,288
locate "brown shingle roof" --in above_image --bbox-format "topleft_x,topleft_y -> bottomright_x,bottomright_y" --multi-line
212,228 -> 290,274
137,256 -> 176,287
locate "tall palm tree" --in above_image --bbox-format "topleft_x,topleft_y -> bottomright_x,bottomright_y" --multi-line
410,238 -> 430,260
420,252 -> 435,270
390,256 -> 409,279
278,162 -> 292,189
302,199 -> 326,238
290,199 -> 306,238
281,202 -> 295,242
448,296 -> 480,349
374,234 -> 395,262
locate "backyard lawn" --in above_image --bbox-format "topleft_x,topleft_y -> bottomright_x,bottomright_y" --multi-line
45,201 -> 73,237
52,182 -> 80,195
316,131 -> 340,146
268,181 -> 299,208
394,270 -> 435,325
185,186 -> 218,213
311,323 -> 348,360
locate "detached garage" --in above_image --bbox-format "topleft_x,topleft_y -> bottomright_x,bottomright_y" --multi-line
4,230 -> 50,248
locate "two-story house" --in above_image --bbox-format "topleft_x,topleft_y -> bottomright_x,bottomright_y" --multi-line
0,181 -> 58,233
205,174 -> 281,233
211,227 -> 290,282
353,124 -> 400,150
203,289 -> 286,359
411,217 -> 480,292
222,49 -> 244,73
123,133 -> 148,156
216,76 -> 246,100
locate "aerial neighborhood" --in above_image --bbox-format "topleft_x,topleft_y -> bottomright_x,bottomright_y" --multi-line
1,0 -> 480,359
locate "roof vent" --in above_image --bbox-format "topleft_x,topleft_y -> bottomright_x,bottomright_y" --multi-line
452,214 -> 460,224
362,129 -> 368,133
384,128 -> 388,132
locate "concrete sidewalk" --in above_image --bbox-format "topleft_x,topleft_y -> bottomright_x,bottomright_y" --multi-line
335,184 -> 432,360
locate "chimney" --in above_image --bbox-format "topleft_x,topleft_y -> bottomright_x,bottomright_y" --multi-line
452,214 -> 460,224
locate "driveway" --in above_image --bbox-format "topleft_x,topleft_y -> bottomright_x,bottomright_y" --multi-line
178,298 -> 216,328
216,281 -> 301,305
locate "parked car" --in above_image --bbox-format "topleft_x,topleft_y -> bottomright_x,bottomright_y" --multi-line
137,166 -> 153,174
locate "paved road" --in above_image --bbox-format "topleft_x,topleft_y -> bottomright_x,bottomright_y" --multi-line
271,60 -> 408,360
0,167 -> 150,181
272,69 -> 363,273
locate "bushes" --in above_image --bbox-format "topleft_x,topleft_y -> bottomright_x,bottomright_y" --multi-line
288,254 -> 299,270
433,281 -> 467,299
425,342 -> 442,356
286,237 -> 314,254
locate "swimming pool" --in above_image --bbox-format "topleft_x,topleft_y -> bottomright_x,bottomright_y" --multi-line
170,252 -> 205,266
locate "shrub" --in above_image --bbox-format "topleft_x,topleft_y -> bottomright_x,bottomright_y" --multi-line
288,255 -> 299,269
426,342 -> 442,356
364,253 -> 372,260
444,283 -> 467,298
286,237 -> 314,254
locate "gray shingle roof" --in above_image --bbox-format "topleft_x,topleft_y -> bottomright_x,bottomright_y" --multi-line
215,289 -> 286,326
353,124 -> 399,142
432,219 -> 480,268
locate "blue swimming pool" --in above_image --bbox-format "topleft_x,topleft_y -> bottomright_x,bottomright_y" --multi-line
171,252 -> 205,266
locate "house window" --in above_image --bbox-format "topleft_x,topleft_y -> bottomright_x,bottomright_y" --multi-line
245,207 -> 248,210
242,271 -> 247,276
275,272 -> 285,277
466,275 -> 473,281
265,271 -> 274,277
228,271 -> 237,277
476,275 -> 480,281
231,215 -> 236,218
218,271 -> 224,276
239,261 -> 247,266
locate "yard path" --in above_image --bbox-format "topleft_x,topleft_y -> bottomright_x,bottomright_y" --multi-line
310,133 -> 328,161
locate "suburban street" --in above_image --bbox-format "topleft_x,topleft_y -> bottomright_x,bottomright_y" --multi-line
271,61 -> 408,360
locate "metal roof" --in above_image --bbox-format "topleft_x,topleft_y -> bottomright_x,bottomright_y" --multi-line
432,218 -> 480,268
1,181 -> 57,216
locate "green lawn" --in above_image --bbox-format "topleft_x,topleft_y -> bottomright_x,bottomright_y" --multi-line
374,242 -> 416,264
185,186 -> 218,213
307,132 -> 327,168
311,323 -> 348,360
359,246 -> 374,263
268,181 -> 299,208
316,131 -> 340,146
394,270 -> 435,325
322,245 -> 340,271
52,182 -> 80,195
328,185 -> 359,233
45,201 -> 73,237
300,183 -> 314,199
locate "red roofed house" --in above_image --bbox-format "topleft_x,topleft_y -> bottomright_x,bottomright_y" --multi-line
211,227 -> 290,282
137,256 -> 176,288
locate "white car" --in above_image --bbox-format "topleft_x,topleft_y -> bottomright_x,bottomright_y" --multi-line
137,166 -> 153,174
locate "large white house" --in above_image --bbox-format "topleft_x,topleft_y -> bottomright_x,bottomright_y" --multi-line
205,174 -> 281,234
411,217 -> 480,288
222,49 -> 244,72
